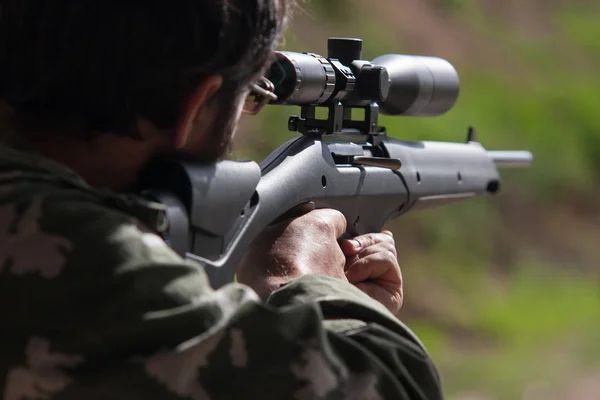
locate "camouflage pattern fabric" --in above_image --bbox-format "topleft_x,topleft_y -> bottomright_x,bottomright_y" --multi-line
0,138 -> 443,399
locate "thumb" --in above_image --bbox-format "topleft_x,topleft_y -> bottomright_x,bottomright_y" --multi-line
307,209 -> 348,238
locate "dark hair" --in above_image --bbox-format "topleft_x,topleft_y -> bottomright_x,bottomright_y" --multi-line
0,0 -> 292,137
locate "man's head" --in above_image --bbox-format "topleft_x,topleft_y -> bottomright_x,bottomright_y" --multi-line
0,0 -> 292,171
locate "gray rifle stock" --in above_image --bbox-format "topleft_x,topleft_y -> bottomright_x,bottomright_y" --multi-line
143,132 -> 532,288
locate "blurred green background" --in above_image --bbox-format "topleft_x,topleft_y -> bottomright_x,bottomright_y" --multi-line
232,1 -> 600,399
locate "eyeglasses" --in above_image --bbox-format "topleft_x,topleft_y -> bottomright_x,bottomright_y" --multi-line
243,76 -> 278,115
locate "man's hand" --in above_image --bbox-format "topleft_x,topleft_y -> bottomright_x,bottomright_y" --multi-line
237,203 -> 403,314
236,203 -> 348,299
340,231 -> 403,315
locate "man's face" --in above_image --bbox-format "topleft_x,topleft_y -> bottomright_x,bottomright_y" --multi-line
178,88 -> 248,164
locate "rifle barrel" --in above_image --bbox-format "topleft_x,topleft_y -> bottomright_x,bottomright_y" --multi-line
488,151 -> 533,168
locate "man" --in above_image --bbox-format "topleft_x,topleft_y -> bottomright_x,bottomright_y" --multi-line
0,0 -> 443,399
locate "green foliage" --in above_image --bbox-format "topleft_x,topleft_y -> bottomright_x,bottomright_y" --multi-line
412,269 -> 600,398
478,276 -> 599,348
556,7 -> 600,57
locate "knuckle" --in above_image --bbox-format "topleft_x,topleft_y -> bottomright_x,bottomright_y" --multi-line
333,210 -> 348,232
384,242 -> 398,257
302,211 -> 329,231
358,232 -> 395,248
357,234 -> 377,248
312,215 -> 331,232
382,249 -> 398,265
378,232 -> 395,246
358,242 -> 396,259
313,209 -> 346,232
393,293 -> 404,312
366,244 -> 397,262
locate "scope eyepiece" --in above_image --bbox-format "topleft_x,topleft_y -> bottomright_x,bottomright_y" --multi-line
265,40 -> 460,117
267,52 -> 336,106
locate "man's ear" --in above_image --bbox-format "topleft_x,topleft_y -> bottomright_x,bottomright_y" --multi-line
174,75 -> 224,149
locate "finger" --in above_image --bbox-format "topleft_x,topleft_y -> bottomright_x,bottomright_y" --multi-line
340,232 -> 396,256
343,242 -> 397,272
305,209 -> 348,239
355,242 -> 397,259
345,251 -> 401,287
271,201 -> 316,225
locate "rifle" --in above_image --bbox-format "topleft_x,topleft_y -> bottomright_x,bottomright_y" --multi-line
140,38 -> 533,288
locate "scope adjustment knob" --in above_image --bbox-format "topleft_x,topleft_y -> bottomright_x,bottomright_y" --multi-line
328,37 -> 363,65
356,65 -> 390,102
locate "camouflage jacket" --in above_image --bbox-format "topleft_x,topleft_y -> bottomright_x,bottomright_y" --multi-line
0,136 -> 443,399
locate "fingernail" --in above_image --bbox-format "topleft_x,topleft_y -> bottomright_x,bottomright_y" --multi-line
351,240 -> 362,250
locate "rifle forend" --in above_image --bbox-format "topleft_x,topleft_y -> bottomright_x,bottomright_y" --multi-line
139,37 -> 533,288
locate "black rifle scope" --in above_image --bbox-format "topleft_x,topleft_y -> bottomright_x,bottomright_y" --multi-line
266,37 -> 460,116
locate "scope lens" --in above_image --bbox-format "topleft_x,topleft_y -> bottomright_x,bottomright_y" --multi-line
267,54 -> 298,102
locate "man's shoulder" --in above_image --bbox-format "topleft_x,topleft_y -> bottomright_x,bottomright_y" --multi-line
0,147 -> 180,278
0,143 -> 167,229
0,144 -> 102,216
0,156 -> 133,234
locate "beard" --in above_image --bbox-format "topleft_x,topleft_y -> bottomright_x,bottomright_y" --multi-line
188,107 -> 238,163
178,91 -> 243,164
131,92 -> 243,194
